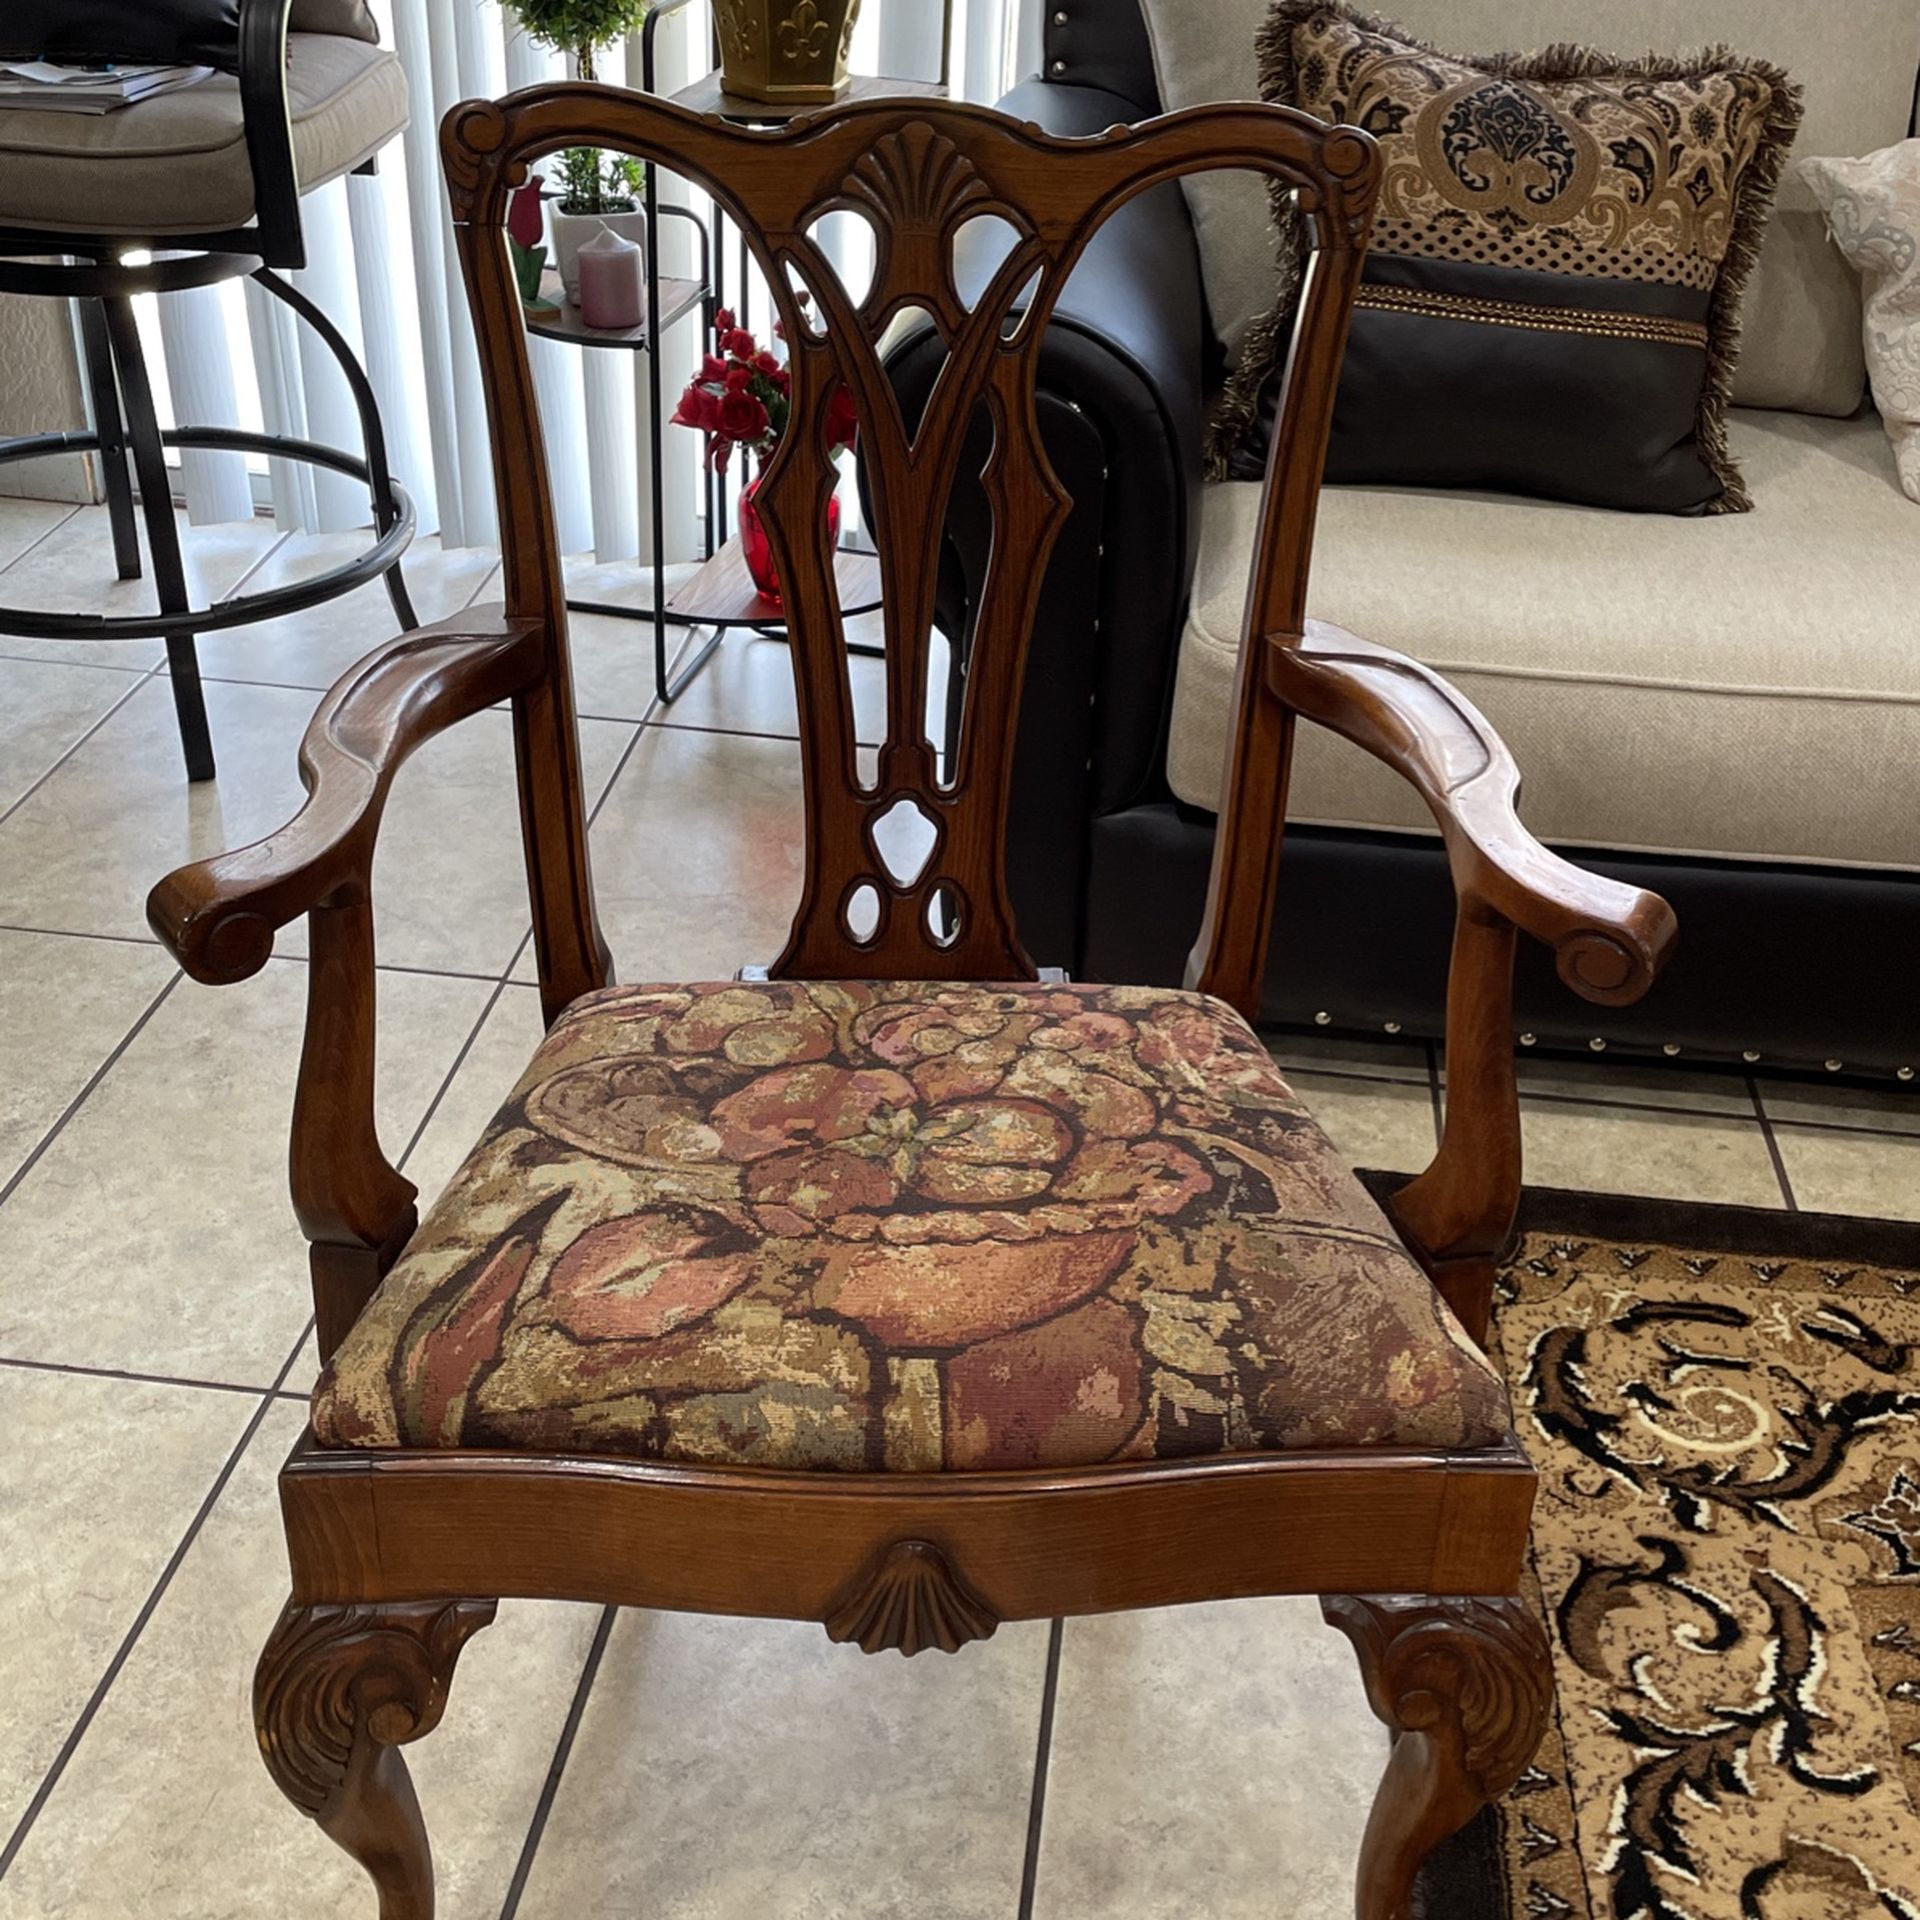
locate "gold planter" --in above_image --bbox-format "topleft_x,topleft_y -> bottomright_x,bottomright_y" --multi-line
712,0 -> 862,107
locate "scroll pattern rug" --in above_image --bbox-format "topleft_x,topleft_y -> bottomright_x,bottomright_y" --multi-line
1412,1189 -> 1920,1920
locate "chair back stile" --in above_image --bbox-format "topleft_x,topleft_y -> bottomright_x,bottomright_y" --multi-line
443,89 -> 1379,1000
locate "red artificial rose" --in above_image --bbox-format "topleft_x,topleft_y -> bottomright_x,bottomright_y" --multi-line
670,381 -> 719,432
768,365 -> 791,394
506,181 -> 545,251
724,364 -> 753,392
716,389 -> 770,441
714,307 -> 737,333
824,383 -> 858,451
701,353 -> 729,383
724,328 -> 757,359
753,350 -> 782,377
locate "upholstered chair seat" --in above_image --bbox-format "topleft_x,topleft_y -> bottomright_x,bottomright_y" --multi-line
0,33 -> 407,237
313,980 -> 1511,1471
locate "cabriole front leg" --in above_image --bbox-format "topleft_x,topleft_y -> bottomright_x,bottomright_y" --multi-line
1321,1594 -> 1551,1920
254,1599 -> 496,1920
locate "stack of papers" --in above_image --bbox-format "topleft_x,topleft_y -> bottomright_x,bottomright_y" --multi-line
0,61 -> 213,114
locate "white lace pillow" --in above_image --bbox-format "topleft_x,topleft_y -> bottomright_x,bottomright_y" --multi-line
1803,141 -> 1920,504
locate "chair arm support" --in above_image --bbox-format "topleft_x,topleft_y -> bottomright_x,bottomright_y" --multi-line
145,613 -> 545,985
1270,622 -> 1678,1005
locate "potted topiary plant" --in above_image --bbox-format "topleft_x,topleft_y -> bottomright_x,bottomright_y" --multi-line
502,0 -> 652,303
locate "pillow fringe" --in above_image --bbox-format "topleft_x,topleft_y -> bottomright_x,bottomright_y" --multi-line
1208,1 -> 1805,511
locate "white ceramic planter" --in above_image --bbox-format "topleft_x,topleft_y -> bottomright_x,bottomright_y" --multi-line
550,208 -> 648,305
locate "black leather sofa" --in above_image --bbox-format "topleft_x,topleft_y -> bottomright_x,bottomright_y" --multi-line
886,0 -> 1920,1083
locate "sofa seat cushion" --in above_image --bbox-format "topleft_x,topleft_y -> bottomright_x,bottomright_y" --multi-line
0,34 -> 407,238
313,980 -> 1509,1471
1167,408 -> 1920,872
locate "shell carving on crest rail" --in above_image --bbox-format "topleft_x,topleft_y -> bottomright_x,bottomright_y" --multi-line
843,124 -> 994,240
834,123 -> 1015,332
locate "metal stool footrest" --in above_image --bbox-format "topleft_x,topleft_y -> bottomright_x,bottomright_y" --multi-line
0,426 -> 414,642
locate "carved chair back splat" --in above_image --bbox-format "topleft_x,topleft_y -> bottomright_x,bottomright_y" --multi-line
445,88 -> 1376,995
139,84 -> 1683,1920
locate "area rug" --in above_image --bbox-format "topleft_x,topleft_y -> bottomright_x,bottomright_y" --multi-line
1398,1185 -> 1920,1920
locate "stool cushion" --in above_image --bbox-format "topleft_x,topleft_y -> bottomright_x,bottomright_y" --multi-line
311,979 -> 1511,1472
0,33 -> 406,239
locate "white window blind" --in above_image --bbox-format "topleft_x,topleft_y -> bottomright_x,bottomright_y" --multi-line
153,0 -> 1043,554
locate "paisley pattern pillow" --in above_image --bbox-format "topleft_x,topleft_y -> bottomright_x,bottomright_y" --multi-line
312,979 -> 1509,1472
1803,141 -> 1920,505
1215,2 -> 1803,513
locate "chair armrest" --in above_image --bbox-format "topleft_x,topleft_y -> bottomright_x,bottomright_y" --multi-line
1252,622 -> 1679,1340
1271,622 -> 1678,1005
146,612 -> 544,985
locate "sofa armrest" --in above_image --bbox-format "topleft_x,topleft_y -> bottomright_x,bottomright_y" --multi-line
885,77 -> 1211,967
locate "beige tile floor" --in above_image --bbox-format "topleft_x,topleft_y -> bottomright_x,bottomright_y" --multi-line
0,502 -> 1915,1919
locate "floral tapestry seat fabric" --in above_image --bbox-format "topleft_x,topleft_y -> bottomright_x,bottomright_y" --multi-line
313,980 -> 1512,1471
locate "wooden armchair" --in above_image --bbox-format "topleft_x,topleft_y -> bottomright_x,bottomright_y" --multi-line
146,84 -> 1675,1920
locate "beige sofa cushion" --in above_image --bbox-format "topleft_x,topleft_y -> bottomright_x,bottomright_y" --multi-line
0,34 -> 407,237
1138,0 -> 1920,416
1166,409 -> 1920,872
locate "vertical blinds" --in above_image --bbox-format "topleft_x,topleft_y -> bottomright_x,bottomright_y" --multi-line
157,0 -> 1043,555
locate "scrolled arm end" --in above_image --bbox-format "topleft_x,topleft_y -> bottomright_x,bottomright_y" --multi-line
1552,902 -> 1677,1008
146,874 -> 286,986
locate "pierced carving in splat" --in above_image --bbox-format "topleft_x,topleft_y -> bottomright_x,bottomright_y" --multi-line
749,119 -> 1074,980
443,91 -> 1380,983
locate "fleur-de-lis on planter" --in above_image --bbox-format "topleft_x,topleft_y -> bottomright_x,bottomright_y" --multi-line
779,0 -> 832,64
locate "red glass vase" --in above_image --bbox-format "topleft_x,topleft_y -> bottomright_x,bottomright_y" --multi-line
738,468 -> 839,610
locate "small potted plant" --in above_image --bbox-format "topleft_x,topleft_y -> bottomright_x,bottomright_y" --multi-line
671,305 -> 858,607
502,0 -> 652,303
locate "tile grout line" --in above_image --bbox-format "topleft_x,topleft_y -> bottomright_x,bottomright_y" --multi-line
1749,1075 -> 1801,1213
0,661 -> 162,831
1016,1618 -> 1065,1920
207,527 -> 296,607
495,1603 -> 620,1920
1516,1086 -> 1781,1125
0,651 -> 151,677
0,921 -> 519,990
395,975 -> 519,1171
0,1327 -> 307,1881
0,921 -> 161,950
584,721 -> 650,832
1749,1110 -> 1920,1145
0,502 -> 83,575
0,1353 -> 287,1401
0,970 -> 181,1211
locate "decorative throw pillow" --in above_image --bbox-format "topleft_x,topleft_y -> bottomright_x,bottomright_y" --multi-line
1214,3 -> 1803,514
1802,142 -> 1920,505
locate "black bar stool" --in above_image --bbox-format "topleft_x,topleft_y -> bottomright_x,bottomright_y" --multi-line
0,0 -> 418,782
